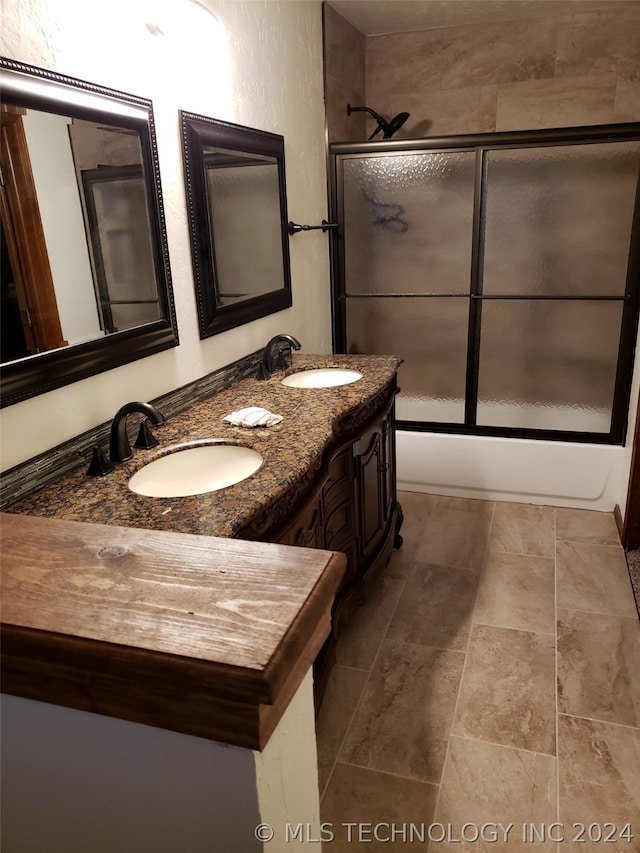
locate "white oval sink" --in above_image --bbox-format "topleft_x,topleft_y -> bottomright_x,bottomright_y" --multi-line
128,443 -> 263,498
281,368 -> 363,389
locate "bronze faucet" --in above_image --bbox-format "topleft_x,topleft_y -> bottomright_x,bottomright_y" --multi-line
109,401 -> 165,463
256,334 -> 301,380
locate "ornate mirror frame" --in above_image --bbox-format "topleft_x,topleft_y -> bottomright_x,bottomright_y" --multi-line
0,58 -> 179,407
180,111 -> 292,338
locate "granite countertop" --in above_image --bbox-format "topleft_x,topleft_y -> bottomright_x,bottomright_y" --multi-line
9,354 -> 402,538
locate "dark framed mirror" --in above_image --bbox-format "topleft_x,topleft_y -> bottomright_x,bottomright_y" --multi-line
0,57 -> 179,407
180,111 -> 292,338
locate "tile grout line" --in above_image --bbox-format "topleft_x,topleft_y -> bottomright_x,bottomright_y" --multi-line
557,531 -> 639,620
556,604 -> 640,621
318,669 -> 369,804
429,499 -> 497,833
557,711 -> 640,734
335,758 -> 441,789
319,498 -> 428,804
452,731 -> 558,760
471,616 -> 556,638
556,538 -> 623,550
491,546 -> 561,560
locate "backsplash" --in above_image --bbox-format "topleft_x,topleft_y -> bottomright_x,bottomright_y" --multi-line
0,350 -> 262,510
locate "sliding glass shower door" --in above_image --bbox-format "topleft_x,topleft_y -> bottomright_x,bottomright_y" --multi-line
342,150 -> 475,425
331,126 -> 640,444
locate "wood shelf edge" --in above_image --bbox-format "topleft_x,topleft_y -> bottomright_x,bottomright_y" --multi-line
0,514 -> 346,750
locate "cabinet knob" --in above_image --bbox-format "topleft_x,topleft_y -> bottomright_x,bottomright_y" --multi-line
378,462 -> 390,473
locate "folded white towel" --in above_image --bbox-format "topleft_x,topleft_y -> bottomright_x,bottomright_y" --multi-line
223,406 -> 283,428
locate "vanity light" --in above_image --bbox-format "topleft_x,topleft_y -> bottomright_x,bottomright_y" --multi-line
145,0 -> 219,38
144,0 -> 231,114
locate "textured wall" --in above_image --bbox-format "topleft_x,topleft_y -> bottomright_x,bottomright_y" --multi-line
0,0 -> 330,469
364,1 -> 640,138
323,3 -> 366,142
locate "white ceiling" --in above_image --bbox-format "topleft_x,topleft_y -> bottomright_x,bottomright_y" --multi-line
326,0 -> 634,36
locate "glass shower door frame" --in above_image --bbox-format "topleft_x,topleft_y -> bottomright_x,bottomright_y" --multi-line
330,123 -> 640,446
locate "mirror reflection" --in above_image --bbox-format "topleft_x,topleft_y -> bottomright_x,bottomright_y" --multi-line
204,148 -> 284,307
0,58 -> 178,407
1,107 -> 161,362
180,111 -> 292,338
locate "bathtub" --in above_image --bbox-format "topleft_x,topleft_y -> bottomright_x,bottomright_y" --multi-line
396,429 -> 632,512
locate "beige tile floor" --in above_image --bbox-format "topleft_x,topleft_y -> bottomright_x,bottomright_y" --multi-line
316,492 -> 640,852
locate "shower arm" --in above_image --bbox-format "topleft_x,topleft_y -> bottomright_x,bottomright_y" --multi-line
347,104 -> 385,140
346,103 -> 410,140
287,220 -> 340,236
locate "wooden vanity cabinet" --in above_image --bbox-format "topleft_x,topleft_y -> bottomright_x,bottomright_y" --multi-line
238,376 -> 403,706
278,496 -> 324,550
321,450 -> 359,567
270,381 -> 401,579
278,450 -> 355,554
355,417 -> 394,565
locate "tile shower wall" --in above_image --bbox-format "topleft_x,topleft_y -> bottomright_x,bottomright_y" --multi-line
363,2 -> 640,138
323,2 -> 640,512
324,0 -> 640,318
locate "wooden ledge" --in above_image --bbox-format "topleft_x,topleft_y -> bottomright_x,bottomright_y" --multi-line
0,513 -> 345,749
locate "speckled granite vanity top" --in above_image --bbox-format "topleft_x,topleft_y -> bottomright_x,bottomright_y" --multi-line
8,354 -> 401,538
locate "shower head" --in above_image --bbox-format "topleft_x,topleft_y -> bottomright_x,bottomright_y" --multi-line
384,111 -> 410,138
346,103 -> 410,140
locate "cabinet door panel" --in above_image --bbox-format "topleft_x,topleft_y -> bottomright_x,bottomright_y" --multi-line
324,499 -> 355,550
355,429 -> 384,557
323,450 -> 353,515
277,499 -> 322,549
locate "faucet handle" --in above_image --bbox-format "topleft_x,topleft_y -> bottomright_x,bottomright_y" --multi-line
86,445 -> 115,477
255,361 -> 271,381
276,348 -> 290,372
133,420 -> 160,450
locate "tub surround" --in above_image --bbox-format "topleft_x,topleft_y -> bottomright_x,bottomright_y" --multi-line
6,353 -> 401,537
